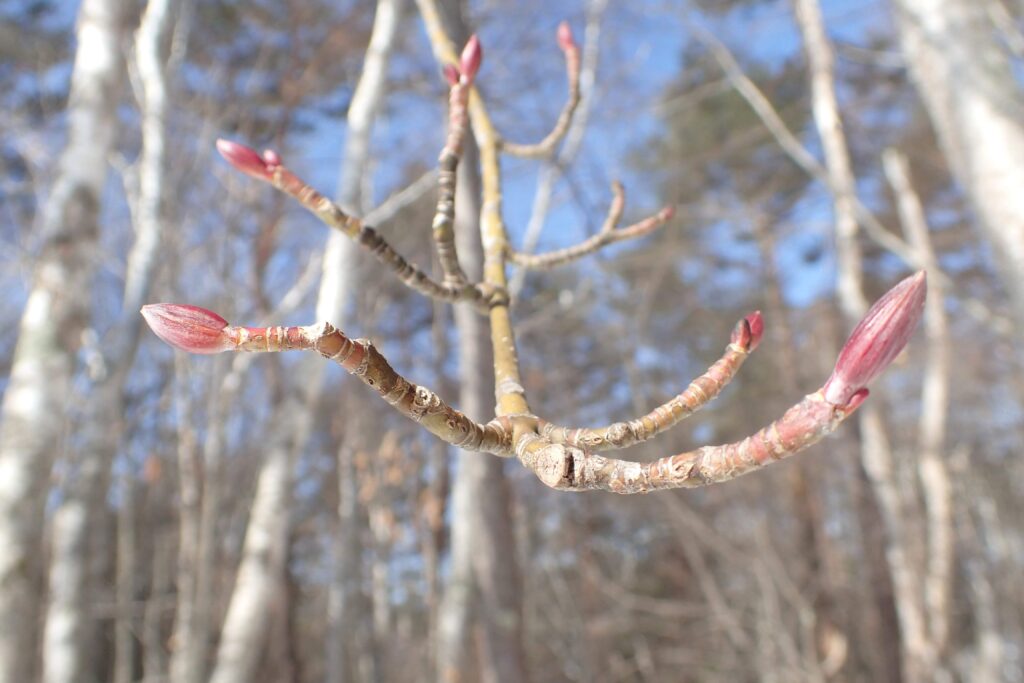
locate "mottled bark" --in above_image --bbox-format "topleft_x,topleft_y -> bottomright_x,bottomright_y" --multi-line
0,0 -> 129,680
894,0 -> 1024,328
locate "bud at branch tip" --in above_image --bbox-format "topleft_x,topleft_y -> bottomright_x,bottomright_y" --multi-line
823,271 -> 926,406
459,35 -> 482,84
216,138 -> 276,181
141,303 -> 234,355
557,21 -> 575,52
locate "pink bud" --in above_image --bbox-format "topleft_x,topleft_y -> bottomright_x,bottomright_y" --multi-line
459,35 -> 482,84
660,206 -> 676,221
443,64 -> 460,87
216,139 -> 273,181
745,311 -> 764,351
823,271 -> 927,405
262,149 -> 281,167
557,21 -> 575,52
730,311 -> 764,352
141,303 -> 234,355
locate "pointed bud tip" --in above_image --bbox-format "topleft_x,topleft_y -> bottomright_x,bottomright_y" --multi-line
141,303 -> 233,355
216,139 -> 273,181
459,35 -> 482,84
823,271 -> 926,405
557,21 -> 575,52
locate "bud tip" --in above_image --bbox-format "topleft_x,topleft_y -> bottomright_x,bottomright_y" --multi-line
557,21 -> 575,52
823,271 -> 926,405
216,139 -> 273,181
141,303 -> 233,355
459,35 -> 482,84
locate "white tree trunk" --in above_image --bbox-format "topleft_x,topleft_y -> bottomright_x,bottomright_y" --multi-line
43,1 -> 177,680
0,0 -> 129,680
893,0 -> 1024,327
792,2 -> 933,681
322,4 -> 406,681
210,3 -> 405,683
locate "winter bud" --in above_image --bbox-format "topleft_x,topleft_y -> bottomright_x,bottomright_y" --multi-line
216,139 -> 274,181
557,21 -> 575,52
141,303 -> 234,355
459,35 -> 482,84
823,271 -> 927,406
731,311 -> 764,352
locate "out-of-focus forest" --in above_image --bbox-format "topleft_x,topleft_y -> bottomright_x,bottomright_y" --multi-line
1,0 -> 1021,681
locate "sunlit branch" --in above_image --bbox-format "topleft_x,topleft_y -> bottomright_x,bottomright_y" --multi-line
508,182 -> 675,270
540,312 -> 762,450
500,22 -> 582,159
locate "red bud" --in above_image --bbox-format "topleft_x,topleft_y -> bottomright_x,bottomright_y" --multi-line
443,64 -> 460,87
557,21 -> 575,52
216,139 -> 273,181
660,206 -> 676,221
141,303 -> 234,355
745,311 -> 764,351
823,271 -> 927,405
459,35 -> 482,84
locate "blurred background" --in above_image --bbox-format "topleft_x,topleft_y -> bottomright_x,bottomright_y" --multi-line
1,0 -> 1022,681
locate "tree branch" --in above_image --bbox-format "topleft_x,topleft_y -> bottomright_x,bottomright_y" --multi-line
539,312 -> 762,451
216,140 -> 491,310
508,182 -> 674,270
499,22 -> 582,159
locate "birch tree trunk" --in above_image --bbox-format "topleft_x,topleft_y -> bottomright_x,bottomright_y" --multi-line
792,1 -> 933,680
43,2 -> 177,681
433,6 -> 527,674
210,3 -> 405,682
0,0 -> 129,680
322,4 -> 406,682
893,0 -> 1024,327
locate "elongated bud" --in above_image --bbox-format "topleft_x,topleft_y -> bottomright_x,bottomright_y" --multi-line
216,139 -> 274,181
557,21 -> 575,52
459,35 -> 482,84
823,271 -> 927,405
141,303 -> 234,354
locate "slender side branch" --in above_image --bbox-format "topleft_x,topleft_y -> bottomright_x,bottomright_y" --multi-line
508,182 -> 675,270
540,312 -> 763,450
216,140 -> 490,310
430,37 -> 481,285
500,22 -> 582,159
140,304 -> 514,454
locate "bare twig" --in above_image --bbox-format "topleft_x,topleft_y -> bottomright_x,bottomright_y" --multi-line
508,182 -> 675,270
499,22 -> 583,159
539,312 -> 761,451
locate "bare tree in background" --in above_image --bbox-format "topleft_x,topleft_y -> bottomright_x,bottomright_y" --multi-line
893,0 -> 1024,328
210,2 -> 406,682
44,1 -> 182,681
0,0 -> 130,679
